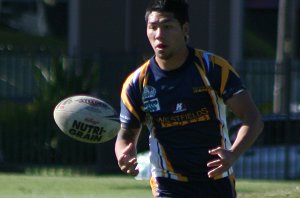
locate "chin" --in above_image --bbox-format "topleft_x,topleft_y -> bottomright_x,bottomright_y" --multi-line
155,51 -> 171,60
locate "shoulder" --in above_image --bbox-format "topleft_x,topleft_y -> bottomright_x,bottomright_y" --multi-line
193,48 -> 238,74
194,48 -> 230,66
122,59 -> 151,91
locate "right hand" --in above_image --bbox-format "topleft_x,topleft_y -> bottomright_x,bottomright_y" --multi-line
117,143 -> 139,176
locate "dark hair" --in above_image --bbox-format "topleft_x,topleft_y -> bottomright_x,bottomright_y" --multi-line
145,0 -> 189,25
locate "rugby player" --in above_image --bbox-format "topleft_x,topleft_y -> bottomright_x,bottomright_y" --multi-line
115,0 -> 263,197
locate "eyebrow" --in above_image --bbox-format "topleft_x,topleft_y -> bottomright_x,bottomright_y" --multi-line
148,18 -> 176,25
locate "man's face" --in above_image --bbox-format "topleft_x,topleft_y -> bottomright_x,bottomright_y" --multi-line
146,11 -> 188,60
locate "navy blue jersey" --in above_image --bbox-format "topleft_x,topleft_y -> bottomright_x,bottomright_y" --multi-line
120,47 -> 245,181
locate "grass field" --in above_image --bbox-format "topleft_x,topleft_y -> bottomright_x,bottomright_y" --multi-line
0,174 -> 299,198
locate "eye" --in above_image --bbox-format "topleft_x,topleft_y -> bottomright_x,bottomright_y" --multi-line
148,24 -> 158,30
163,23 -> 174,30
164,24 -> 170,29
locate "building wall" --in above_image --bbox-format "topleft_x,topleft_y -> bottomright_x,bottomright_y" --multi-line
68,0 -> 241,62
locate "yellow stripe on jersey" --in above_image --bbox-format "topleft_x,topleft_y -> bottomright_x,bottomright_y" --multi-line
121,60 -> 150,122
229,173 -> 236,190
195,53 -> 236,180
220,65 -> 229,97
194,62 -> 219,120
121,73 -> 141,122
195,49 -> 240,96
211,55 -> 239,95
194,62 -> 225,152
194,50 -> 207,76
138,60 -> 150,92
159,143 -> 188,182
150,177 -> 159,198
159,145 -> 174,176
213,55 -> 240,77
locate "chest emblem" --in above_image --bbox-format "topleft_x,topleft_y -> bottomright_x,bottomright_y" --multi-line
144,98 -> 160,112
142,86 -> 156,100
142,86 -> 160,112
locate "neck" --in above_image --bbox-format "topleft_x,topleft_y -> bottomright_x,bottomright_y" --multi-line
155,47 -> 189,71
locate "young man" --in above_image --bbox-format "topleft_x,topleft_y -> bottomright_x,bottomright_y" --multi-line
115,0 -> 263,197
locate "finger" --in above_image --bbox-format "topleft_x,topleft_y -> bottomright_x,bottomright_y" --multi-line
118,154 -> 128,165
123,162 -> 139,176
126,168 -> 139,176
128,157 -> 137,164
208,147 -> 222,155
207,165 -> 225,178
117,143 -> 135,164
119,157 -> 138,172
119,157 -> 136,169
126,162 -> 139,174
207,159 -> 222,167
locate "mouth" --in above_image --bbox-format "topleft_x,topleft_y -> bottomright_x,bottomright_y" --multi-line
156,43 -> 167,49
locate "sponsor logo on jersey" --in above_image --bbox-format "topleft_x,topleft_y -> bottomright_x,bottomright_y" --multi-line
157,107 -> 210,127
144,98 -> 160,112
192,86 -> 212,93
142,86 -> 157,100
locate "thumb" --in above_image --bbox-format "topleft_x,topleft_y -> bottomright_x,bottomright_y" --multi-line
208,147 -> 222,155
123,143 -> 135,155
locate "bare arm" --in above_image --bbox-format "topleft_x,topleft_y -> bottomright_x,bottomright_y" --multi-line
227,91 -> 264,158
115,125 -> 142,176
207,90 -> 264,178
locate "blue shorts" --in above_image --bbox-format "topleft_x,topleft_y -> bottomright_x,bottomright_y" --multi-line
150,176 -> 236,198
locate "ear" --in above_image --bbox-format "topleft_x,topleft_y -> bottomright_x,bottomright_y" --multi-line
182,23 -> 190,36
182,23 -> 190,42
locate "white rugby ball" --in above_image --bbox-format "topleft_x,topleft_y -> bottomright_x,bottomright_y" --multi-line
53,95 -> 120,143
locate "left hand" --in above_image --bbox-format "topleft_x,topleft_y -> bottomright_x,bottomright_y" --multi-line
207,147 -> 236,178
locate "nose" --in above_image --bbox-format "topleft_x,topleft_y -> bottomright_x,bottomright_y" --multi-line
155,27 -> 164,40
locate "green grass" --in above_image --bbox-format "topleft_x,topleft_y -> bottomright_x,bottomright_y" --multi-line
0,174 -> 299,198
236,180 -> 300,198
0,174 -> 152,198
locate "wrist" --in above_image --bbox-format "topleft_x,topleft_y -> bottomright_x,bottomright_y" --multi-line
229,148 -> 240,162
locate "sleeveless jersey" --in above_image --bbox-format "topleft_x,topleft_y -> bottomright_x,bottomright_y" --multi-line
120,47 -> 245,181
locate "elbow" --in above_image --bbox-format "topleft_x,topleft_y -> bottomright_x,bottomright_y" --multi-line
255,114 -> 264,136
258,119 -> 264,135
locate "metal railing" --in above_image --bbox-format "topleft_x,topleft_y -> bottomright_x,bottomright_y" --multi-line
0,51 -> 300,179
